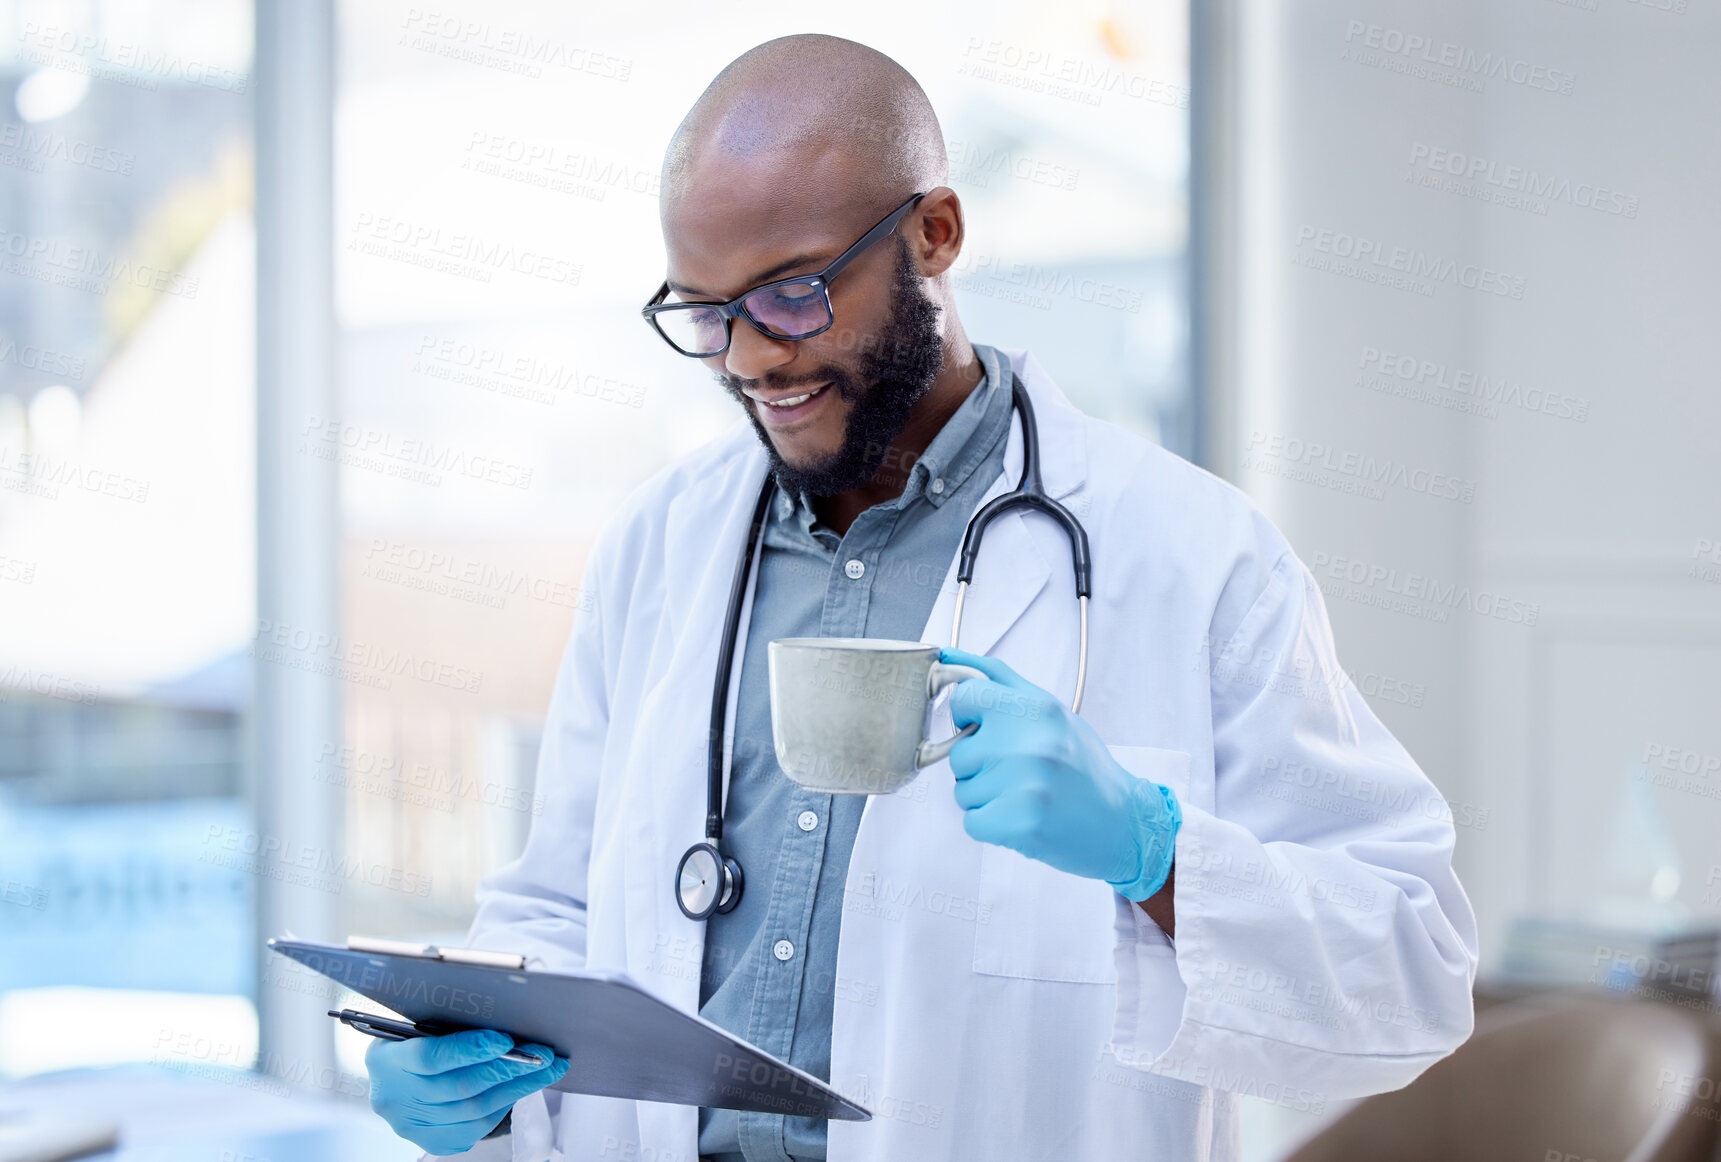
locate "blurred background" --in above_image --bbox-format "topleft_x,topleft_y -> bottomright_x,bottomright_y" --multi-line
0,0 -> 1715,1159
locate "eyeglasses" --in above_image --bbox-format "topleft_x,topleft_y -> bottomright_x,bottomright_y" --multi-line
641,191 -> 927,359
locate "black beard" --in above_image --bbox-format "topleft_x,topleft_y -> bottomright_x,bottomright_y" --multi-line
718,233 -> 945,499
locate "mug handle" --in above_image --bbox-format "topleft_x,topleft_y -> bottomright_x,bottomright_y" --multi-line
914,662 -> 989,768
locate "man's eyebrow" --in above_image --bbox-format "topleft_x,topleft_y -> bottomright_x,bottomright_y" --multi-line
666,252 -> 829,298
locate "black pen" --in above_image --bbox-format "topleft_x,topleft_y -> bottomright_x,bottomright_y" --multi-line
329,1008 -> 547,1066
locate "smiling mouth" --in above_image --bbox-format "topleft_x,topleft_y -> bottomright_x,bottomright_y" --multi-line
759,384 -> 828,409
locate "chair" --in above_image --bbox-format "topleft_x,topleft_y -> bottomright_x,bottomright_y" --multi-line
1282,991 -> 1721,1162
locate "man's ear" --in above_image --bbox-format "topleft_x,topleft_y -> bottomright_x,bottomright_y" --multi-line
910,187 -> 964,279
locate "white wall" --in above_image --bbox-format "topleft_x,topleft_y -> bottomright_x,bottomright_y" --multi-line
1213,3 -> 1721,1155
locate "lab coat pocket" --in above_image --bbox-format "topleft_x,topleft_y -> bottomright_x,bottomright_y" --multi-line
971,745 -> 1190,983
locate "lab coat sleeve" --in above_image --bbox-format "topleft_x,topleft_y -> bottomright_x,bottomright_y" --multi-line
457,514 -> 626,974
1111,547 -> 1479,1105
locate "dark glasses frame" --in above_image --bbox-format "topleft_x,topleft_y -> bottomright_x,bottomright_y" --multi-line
641,190 -> 928,358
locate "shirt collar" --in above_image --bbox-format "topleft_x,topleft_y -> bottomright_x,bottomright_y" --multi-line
776,342 -> 1014,532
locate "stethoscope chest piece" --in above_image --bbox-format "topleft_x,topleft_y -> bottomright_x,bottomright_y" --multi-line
676,840 -> 744,921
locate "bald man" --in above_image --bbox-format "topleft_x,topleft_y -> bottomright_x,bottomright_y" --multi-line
374,32 -> 1477,1162
658,34 -> 1121,1162
653,35 -> 1182,1158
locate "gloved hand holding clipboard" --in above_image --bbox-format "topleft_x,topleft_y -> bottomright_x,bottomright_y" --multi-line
267,936 -> 871,1124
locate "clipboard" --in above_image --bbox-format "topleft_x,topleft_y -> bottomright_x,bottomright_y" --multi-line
267,936 -> 871,1121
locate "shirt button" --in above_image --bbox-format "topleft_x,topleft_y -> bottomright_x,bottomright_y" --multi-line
797,810 -> 819,831
773,939 -> 795,961
930,477 -> 945,495
844,559 -> 865,580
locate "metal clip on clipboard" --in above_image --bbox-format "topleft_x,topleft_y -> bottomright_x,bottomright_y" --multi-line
344,934 -> 540,970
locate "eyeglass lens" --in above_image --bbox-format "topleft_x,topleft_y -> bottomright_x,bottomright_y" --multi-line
656,279 -> 830,355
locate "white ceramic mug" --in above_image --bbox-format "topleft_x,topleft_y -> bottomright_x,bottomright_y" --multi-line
766,637 -> 987,794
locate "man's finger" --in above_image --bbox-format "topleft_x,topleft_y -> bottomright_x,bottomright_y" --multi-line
946,673 -> 1011,733
396,1028 -> 516,1076
420,1055 -> 570,1125
941,650 -> 1035,735
947,699 -> 1028,776
960,791 -> 1032,850
938,646 -> 1025,689
951,758 -> 1013,808
409,1046 -> 557,1102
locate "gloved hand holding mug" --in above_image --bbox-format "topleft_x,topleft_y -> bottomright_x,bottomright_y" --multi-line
939,646 -> 1181,901
366,1027 -> 569,1155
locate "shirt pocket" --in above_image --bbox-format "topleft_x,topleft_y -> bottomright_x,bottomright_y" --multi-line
972,744 -> 1193,982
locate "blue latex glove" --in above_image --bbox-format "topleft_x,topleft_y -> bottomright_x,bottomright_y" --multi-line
940,646 -> 1181,900
366,1027 -> 569,1155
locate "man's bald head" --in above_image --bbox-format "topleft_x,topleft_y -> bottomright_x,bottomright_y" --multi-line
661,34 -> 947,224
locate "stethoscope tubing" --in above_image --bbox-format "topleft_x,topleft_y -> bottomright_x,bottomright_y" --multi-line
949,375 -> 1091,713
705,476 -> 776,846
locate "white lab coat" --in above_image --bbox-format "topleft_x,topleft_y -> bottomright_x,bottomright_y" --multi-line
435,347 -> 1479,1162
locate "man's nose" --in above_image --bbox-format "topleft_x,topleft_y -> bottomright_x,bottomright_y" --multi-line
720,317 -> 797,382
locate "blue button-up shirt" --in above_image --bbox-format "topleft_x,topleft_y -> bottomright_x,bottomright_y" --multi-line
695,344 -> 1016,1162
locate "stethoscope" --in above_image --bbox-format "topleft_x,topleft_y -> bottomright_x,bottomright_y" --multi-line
674,371 -> 1093,921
